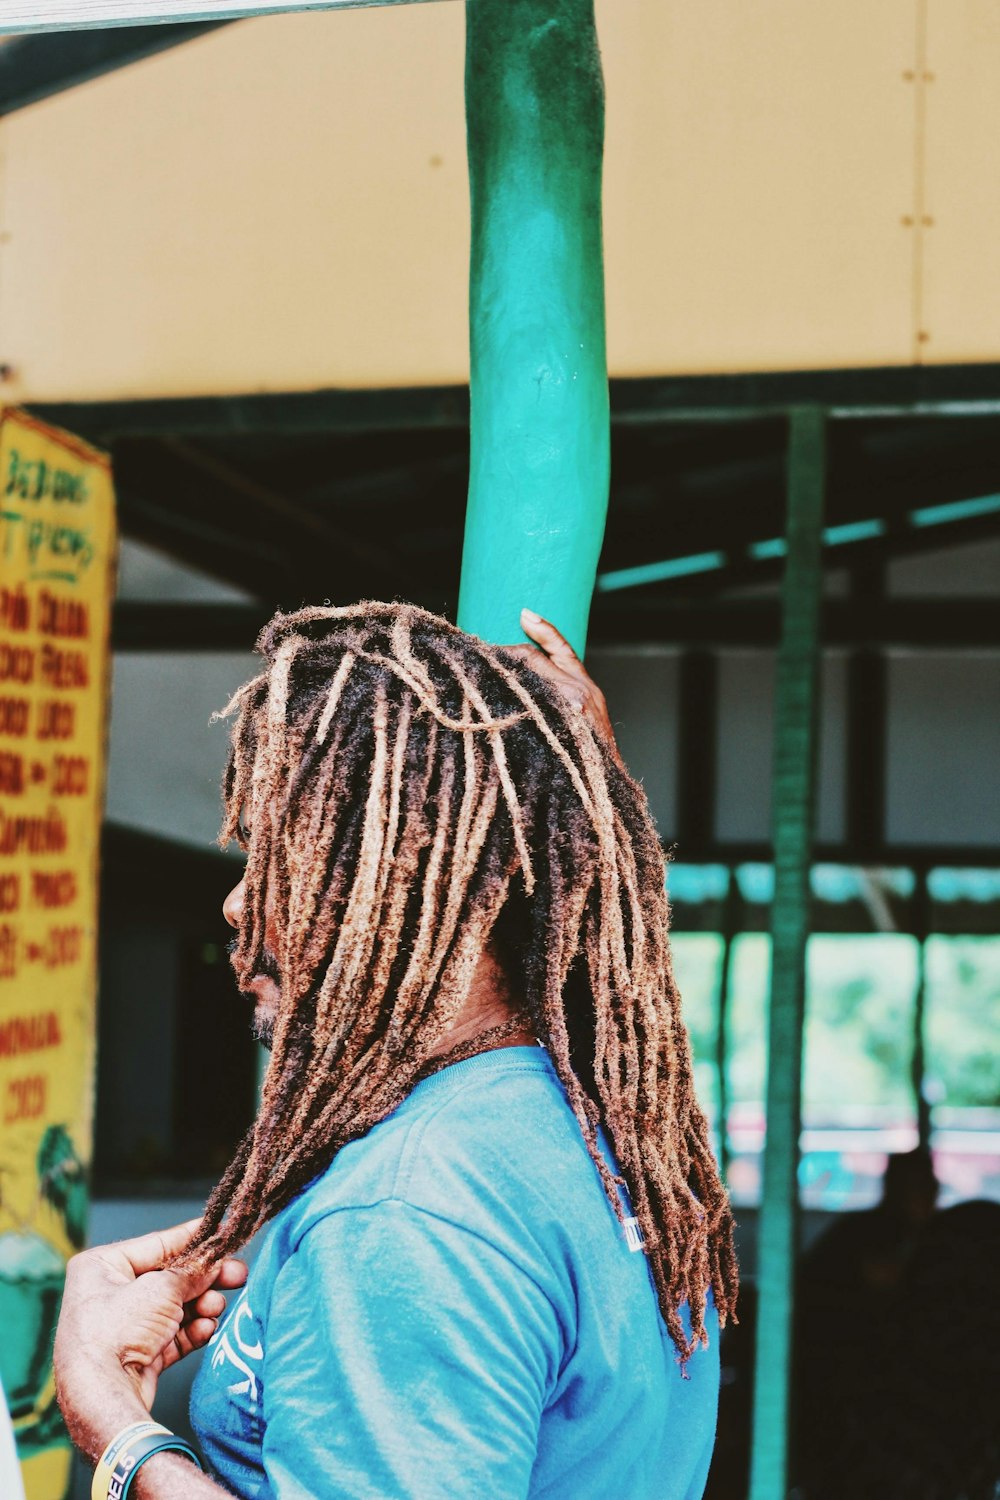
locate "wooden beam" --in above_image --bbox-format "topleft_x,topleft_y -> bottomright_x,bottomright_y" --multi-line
113,599 -> 1000,652
610,365 -> 1000,423
1,0 -> 453,35
27,364 -> 1000,443
676,651 -> 718,848
26,386 -> 471,443
595,527 -> 995,602
845,565 -> 888,857
113,602 -> 272,650
159,435 -> 409,588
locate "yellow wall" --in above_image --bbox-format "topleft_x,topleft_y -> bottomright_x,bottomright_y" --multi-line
920,1 -> 1000,363
0,0 -> 997,403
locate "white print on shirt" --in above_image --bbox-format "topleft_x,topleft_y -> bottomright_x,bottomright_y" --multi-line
209,1290 -> 265,1404
623,1216 -> 644,1252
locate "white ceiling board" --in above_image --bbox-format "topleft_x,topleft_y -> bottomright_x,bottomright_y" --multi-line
0,0 -> 449,35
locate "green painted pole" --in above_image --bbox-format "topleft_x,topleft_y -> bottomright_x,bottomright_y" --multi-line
911,869 -> 932,1150
458,0 -> 609,655
715,871 -> 740,1184
749,406 -> 827,1500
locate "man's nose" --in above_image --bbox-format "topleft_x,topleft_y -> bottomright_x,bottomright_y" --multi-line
223,878 -> 246,930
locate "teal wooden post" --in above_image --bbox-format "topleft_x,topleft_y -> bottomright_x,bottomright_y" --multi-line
911,869 -> 932,1150
749,407 -> 827,1500
715,870 -> 740,1183
458,0 -> 609,655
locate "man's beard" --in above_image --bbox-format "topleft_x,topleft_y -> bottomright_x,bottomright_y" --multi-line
250,1006 -> 276,1049
229,938 -> 281,1049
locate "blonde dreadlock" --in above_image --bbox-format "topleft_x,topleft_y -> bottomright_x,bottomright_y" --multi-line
180,600 -> 737,1358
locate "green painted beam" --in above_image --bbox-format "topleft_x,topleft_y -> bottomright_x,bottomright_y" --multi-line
598,493 -> 1000,594
457,0 -> 609,655
749,406 -> 827,1500
911,870 -> 932,1150
715,872 -> 741,1184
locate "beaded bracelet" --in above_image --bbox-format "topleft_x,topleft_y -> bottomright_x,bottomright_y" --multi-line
92,1419 -> 203,1500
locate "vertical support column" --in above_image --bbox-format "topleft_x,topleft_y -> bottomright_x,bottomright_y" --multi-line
458,0 -> 609,655
749,406 -> 827,1500
715,868 -> 740,1183
911,868 -> 932,1151
846,563 -> 887,859
677,650 -> 718,852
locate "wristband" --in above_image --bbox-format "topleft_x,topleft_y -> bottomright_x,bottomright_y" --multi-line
92,1420 -> 203,1500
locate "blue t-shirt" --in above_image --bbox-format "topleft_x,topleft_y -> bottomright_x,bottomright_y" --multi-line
190,1046 -> 719,1499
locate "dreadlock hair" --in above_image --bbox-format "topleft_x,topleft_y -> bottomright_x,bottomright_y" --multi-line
179,600 -> 737,1358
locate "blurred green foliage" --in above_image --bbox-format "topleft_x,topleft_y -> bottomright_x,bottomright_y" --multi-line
672,930 -> 1000,1116
926,936 -> 1000,1107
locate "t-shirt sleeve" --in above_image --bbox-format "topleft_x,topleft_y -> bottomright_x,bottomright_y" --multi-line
260,1198 -> 561,1499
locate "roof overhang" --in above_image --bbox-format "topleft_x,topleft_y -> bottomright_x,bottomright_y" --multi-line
1,0 -> 447,37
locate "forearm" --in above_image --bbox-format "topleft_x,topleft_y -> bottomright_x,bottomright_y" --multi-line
53,1226 -> 249,1500
131,1450 -> 231,1500
59,1372 -> 230,1500
73,1398 -> 231,1500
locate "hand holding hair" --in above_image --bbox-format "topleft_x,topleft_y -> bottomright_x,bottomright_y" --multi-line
54,1219 -> 247,1466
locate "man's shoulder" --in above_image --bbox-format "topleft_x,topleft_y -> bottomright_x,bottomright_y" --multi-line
281,1049 -> 604,1256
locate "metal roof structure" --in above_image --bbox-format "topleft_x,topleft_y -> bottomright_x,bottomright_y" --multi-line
30,362 -> 1000,651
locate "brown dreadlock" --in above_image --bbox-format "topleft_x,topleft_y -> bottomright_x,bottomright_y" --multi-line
180,600 -> 737,1358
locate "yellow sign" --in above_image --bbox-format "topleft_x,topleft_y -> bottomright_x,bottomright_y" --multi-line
0,409 -> 117,1500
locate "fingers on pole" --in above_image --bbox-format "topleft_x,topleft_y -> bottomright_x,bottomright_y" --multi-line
520,608 -> 579,663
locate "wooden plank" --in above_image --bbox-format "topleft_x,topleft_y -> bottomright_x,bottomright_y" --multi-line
111,600 -> 1000,653
24,365 -> 1000,441
0,0 -> 452,36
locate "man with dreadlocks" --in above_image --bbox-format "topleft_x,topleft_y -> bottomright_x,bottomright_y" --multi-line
54,603 -> 737,1500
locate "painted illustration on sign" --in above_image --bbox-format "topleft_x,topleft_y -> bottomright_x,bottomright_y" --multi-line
0,408 -> 116,1500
